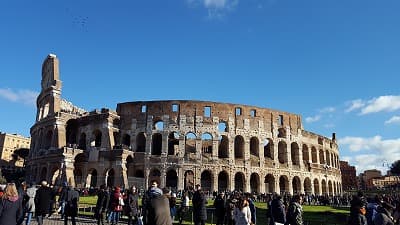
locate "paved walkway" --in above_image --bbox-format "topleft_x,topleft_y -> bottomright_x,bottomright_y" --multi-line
27,214 -> 127,225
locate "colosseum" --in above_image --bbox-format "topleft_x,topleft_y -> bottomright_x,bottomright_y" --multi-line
26,54 -> 342,195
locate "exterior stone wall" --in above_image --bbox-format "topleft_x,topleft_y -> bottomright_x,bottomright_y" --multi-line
26,54 -> 342,196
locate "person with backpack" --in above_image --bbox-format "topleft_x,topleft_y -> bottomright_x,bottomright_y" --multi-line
286,195 -> 303,225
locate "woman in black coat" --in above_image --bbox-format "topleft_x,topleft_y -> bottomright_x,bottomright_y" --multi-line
192,185 -> 207,225
0,183 -> 23,225
124,186 -> 139,225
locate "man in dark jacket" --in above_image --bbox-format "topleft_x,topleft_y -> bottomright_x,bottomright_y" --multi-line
213,192 -> 226,225
35,180 -> 53,225
145,186 -> 172,225
192,184 -> 207,225
271,195 -> 286,225
60,186 -> 79,225
95,184 -> 110,225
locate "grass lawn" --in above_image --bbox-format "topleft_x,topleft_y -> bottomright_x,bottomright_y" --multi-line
79,196 -> 349,225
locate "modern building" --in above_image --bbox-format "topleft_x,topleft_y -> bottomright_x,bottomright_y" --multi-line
26,54 -> 343,195
371,175 -> 400,189
339,160 -> 357,191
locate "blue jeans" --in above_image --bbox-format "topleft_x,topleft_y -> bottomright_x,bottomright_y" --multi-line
109,211 -> 121,224
26,212 -> 33,225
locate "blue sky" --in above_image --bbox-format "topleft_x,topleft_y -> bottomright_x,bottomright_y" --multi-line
1,0 -> 400,174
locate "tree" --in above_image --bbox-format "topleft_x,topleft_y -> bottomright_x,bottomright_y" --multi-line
12,148 -> 29,166
390,160 -> 400,175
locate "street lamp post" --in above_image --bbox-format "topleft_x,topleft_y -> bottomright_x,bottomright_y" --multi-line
383,160 -> 391,191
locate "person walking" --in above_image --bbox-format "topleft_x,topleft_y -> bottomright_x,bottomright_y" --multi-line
109,187 -> 124,225
0,183 -> 23,225
95,185 -> 110,225
60,186 -> 79,225
192,184 -> 207,225
177,190 -> 190,225
271,195 -> 286,225
35,180 -> 53,225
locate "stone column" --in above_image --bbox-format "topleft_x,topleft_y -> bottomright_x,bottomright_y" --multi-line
213,170 -> 218,192
288,177 -> 293,195
275,175 -> 280,194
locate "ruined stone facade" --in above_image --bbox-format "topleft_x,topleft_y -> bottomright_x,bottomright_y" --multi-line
27,54 -> 342,195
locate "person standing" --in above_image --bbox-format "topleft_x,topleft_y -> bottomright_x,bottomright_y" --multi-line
60,186 -> 79,225
233,197 -> 252,225
35,180 -> 53,225
271,195 -> 286,225
109,187 -> 124,225
24,183 -> 37,225
0,183 -> 23,225
178,190 -> 190,225
286,195 -> 303,225
213,192 -> 226,225
192,184 -> 207,225
144,186 -> 172,225
125,186 -> 139,225
95,185 -> 110,225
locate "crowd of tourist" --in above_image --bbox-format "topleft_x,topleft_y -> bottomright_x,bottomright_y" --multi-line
0,179 -> 400,225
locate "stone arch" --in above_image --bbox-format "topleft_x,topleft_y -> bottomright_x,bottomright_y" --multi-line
79,133 -> 87,150
44,130 -> 53,149
292,176 -> 301,194
264,174 -> 275,194
149,168 -> 161,186
136,132 -> 146,152
234,172 -> 245,191
201,170 -> 213,192
201,133 -> 213,154
313,178 -> 320,195
218,121 -> 228,132
168,132 -> 179,155
105,168 -> 115,187
92,129 -> 102,147
321,179 -> 327,195
264,138 -> 274,160
151,133 -> 162,155
218,135 -> 229,158
122,134 -> 131,147
277,128 -> 286,138
154,120 -> 164,131
86,168 -> 98,188
166,169 -> 178,190
279,175 -> 289,194
218,171 -> 229,191
126,155 -> 134,177
184,170 -> 194,190
304,177 -> 312,195
326,150 -> 331,166
234,135 -> 245,159
66,119 -> 79,145
185,132 -> 196,154
311,146 -> 318,163
250,137 -> 259,157
278,141 -> 287,164
74,168 -> 83,188
250,173 -> 260,193
328,180 -> 333,195
291,142 -> 300,166
319,149 -> 325,164
302,144 -> 309,163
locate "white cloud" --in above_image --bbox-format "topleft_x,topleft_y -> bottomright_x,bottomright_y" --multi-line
345,95 -> 400,115
319,107 -> 335,113
339,135 -> 400,174
361,95 -> 400,115
186,0 -> 239,18
305,115 -> 321,123
345,99 -> 365,113
0,88 -> 38,106
385,116 -> 400,125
